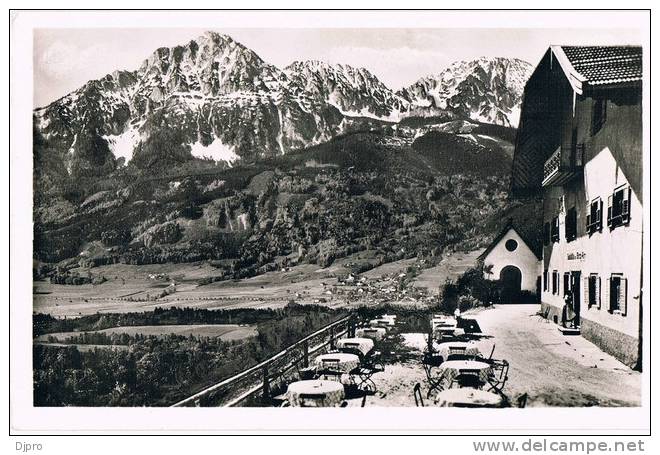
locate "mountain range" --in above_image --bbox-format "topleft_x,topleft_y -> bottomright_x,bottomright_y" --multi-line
33,31 -> 532,175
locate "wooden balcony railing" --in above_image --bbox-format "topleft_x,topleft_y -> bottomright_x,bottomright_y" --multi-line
542,143 -> 585,187
171,315 -> 356,407
542,147 -> 562,186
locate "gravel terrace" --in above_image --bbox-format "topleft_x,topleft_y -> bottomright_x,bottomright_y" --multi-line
346,304 -> 641,407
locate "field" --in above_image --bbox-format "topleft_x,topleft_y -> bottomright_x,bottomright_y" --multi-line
32,261 -> 346,317
33,250 -> 482,318
412,249 -> 484,294
35,324 -> 257,343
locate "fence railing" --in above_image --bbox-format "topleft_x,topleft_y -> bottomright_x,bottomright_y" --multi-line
171,315 -> 356,407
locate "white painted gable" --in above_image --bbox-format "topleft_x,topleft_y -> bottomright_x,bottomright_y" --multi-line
482,228 -> 540,292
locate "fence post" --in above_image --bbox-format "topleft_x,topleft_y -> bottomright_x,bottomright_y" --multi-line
261,366 -> 270,404
303,340 -> 309,367
348,317 -> 356,337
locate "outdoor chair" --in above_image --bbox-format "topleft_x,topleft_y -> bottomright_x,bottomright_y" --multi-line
485,359 -> 510,393
271,393 -> 290,407
446,345 -> 478,362
449,369 -> 485,389
347,349 -> 384,394
349,364 -> 382,394
423,350 -> 444,366
413,383 -> 425,407
485,344 -> 496,361
516,393 -> 528,408
535,307 -> 551,322
298,365 -> 317,380
421,354 -> 445,398
300,393 -> 328,407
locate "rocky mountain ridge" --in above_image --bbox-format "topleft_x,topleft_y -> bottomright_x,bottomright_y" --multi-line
34,31 -> 533,178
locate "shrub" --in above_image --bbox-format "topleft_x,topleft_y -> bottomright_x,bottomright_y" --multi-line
458,295 -> 479,313
439,279 -> 460,314
455,264 -> 500,305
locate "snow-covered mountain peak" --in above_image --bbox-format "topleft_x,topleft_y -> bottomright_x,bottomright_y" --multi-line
34,36 -> 532,178
398,57 -> 533,127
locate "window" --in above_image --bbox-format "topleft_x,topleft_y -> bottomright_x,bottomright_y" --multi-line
565,207 -> 577,242
607,274 -> 628,315
552,270 -> 559,295
607,185 -> 631,229
543,222 -> 550,245
505,239 -> 518,252
543,269 -> 549,292
586,197 -> 603,235
551,216 -> 560,243
592,98 -> 607,135
587,274 -> 601,309
563,272 -> 571,297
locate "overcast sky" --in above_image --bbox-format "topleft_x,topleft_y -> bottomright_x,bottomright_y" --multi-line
33,28 -> 642,108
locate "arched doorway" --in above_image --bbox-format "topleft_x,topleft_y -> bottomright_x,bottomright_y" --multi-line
500,265 -> 522,303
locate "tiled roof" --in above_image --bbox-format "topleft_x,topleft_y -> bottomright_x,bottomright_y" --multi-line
560,46 -> 642,85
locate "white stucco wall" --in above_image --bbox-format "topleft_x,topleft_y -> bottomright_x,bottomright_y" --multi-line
482,228 -> 541,292
541,147 -> 642,339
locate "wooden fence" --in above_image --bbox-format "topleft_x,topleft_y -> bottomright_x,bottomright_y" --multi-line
171,315 -> 356,407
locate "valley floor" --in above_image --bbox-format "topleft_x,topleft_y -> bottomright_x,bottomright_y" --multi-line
33,250 -> 481,318
345,304 -> 641,408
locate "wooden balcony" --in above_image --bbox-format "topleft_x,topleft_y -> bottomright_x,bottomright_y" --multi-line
542,144 -> 585,187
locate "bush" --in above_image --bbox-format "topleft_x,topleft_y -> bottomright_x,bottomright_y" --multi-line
455,264 -> 500,305
439,279 -> 460,314
440,263 -> 504,311
458,295 -> 479,312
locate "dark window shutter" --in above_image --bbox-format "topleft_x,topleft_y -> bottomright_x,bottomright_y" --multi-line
605,278 -> 611,311
607,195 -> 613,227
583,277 -> 590,308
620,278 -> 628,316
622,187 -> 631,224
596,277 -> 601,309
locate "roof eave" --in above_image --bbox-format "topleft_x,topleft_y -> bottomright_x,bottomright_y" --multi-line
550,45 -> 587,95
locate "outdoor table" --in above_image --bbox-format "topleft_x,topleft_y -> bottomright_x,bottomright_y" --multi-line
435,341 -> 481,360
438,360 -> 492,387
356,327 -> 386,341
434,326 -> 465,338
336,337 -> 375,358
369,318 -> 396,327
286,380 -> 345,407
432,316 -> 456,326
434,388 -> 504,408
314,353 -> 360,374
